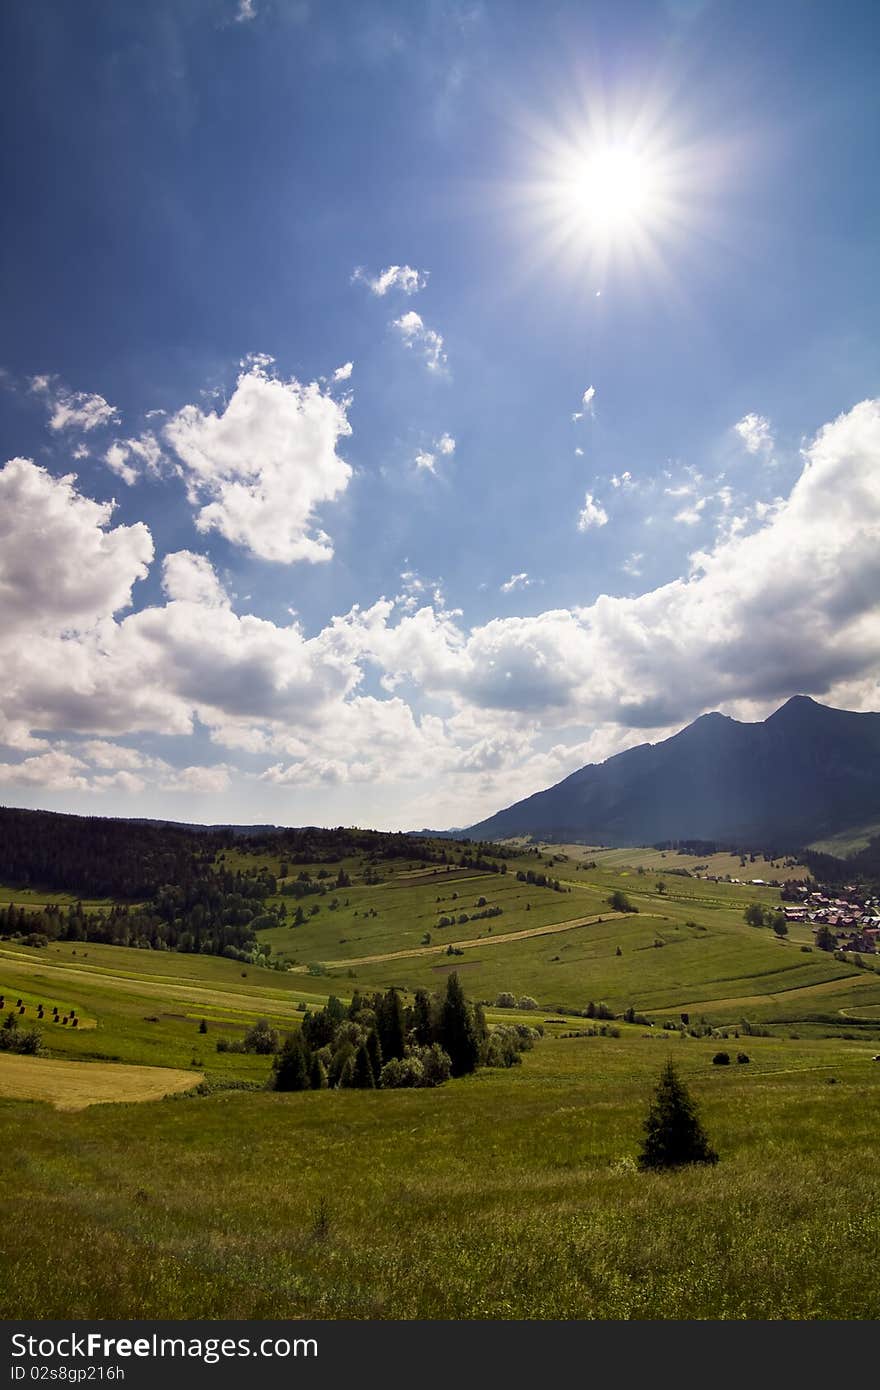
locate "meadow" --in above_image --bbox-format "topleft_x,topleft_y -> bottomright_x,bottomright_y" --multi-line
2,841 -> 880,1320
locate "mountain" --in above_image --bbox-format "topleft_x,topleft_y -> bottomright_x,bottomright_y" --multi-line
463,696 -> 880,850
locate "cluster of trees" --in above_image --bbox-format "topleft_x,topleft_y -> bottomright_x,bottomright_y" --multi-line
263,974 -> 539,1092
279,867 -> 351,900
0,1012 -> 42,1055
0,869 -> 283,959
743,902 -> 788,935
0,806 -> 230,899
607,890 -> 638,913
515,870 -> 565,892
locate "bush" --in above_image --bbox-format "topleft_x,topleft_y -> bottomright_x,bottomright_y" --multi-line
736,1052 -> 750,1064
608,890 -> 637,913
516,995 -> 539,1011
712,1051 -> 731,1065
243,1018 -> 280,1054
495,992 -> 516,1008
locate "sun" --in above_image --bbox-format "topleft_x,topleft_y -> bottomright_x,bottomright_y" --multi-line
566,146 -> 661,236
510,104 -> 699,285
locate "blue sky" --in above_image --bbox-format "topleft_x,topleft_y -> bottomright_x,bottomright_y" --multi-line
2,0 -> 880,829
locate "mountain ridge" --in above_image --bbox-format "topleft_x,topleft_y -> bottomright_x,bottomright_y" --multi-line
462,696 -> 880,850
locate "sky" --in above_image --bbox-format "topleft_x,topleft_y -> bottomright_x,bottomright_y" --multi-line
1,0 -> 880,831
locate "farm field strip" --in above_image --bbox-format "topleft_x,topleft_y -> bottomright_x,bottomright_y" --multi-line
0,1052 -> 203,1109
288,910 -> 654,970
0,951 -> 322,1019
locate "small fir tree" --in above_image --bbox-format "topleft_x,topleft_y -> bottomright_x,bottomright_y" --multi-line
638,1058 -> 718,1170
272,1033 -> 311,1091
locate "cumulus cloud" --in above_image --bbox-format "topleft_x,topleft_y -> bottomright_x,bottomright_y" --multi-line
6,399 -> 880,822
162,764 -> 231,794
622,553 -> 643,577
0,750 -> 91,791
391,311 -> 447,372
577,492 -> 608,531
735,412 -> 774,457
353,264 -> 428,296
332,362 -> 354,382
30,376 -> 118,433
163,357 -> 352,564
0,458 -> 153,637
161,551 -> 230,608
346,398 -> 880,731
235,0 -> 256,20
500,573 -> 532,594
104,432 -> 164,486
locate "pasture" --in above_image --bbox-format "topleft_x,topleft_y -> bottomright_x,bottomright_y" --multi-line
2,845 -> 880,1320
3,1031 -> 880,1318
0,1052 -> 201,1109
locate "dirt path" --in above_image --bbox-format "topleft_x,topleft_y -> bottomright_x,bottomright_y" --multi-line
289,910 -> 642,971
650,970 -> 877,1016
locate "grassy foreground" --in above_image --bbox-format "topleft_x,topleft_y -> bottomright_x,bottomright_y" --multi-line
3,846 -> 880,1320
3,1032 -> 880,1319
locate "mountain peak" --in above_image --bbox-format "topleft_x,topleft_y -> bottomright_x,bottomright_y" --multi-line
463,695 -> 880,848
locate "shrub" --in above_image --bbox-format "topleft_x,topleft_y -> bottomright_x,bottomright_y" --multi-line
608,890 -> 637,913
736,1052 -> 750,1064
495,992 -> 516,1008
243,1018 -> 280,1054
516,995 -> 539,1011
712,1051 -> 731,1065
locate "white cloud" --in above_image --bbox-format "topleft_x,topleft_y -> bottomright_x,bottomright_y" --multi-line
348,398 -> 880,732
610,471 -> 632,489
353,265 -> 428,296
0,750 -> 91,791
235,0 -> 256,21
104,432 -> 164,486
572,385 -> 596,422
414,432 -> 455,474
162,764 -> 231,794
163,357 -> 352,564
622,553 -> 643,577
0,458 -> 153,638
674,498 -> 707,525
6,398 -> 880,824
391,311 -> 447,372
574,447 -> 584,457
500,573 -> 532,594
30,377 -> 118,434
577,492 -> 608,531
332,362 -> 354,382
734,412 -> 774,457
161,551 -> 231,608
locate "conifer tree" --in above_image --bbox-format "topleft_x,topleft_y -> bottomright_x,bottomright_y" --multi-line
272,1033 -> 311,1091
439,972 -> 480,1077
638,1059 -> 718,1169
366,1027 -> 383,1083
351,1041 -> 376,1089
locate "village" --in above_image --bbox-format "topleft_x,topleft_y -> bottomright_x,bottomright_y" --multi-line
781,884 -> 880,954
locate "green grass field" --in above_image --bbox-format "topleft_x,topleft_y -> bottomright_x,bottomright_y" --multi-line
2,846 -> 880,1319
